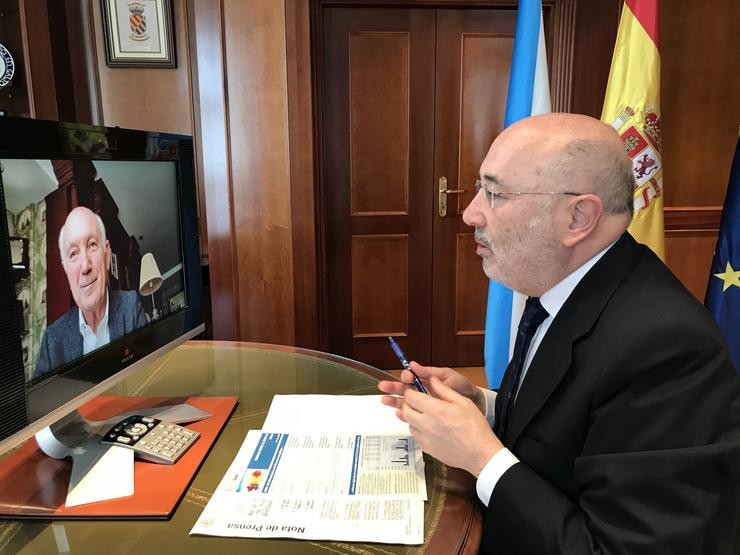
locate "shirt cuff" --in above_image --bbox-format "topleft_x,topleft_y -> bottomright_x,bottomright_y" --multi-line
480,387 -> 497,428
475,447 -> 519,506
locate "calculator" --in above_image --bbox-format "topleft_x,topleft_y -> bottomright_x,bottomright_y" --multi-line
100,415 -> 200,464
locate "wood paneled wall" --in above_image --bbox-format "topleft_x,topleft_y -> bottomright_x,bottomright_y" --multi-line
89,0 -> 193,135
189,0 -> 297,344
13,0 -> 196,132
0,0 -> 32,116
661,0 -> 740,300
285,0 -> 319,348
662,0 -> 739,208
222,0 -> 295,344
14,0 -> 57,119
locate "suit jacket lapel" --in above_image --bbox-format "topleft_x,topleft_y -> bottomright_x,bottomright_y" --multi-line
65,309 -> 84,361
108,290 -> 123,339
504,233 -> 645,445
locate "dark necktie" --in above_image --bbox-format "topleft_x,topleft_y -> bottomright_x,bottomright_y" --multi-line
495,296 -> 549,439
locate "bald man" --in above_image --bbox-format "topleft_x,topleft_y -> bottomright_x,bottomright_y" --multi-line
34,207 -> 147,379
379,114 -> 740,553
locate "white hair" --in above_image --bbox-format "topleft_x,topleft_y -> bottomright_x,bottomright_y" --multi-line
58,210 -> 107,264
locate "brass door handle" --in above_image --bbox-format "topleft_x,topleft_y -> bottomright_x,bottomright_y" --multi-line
438,177 -> 466,217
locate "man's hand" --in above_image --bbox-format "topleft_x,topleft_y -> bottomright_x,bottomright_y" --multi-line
396,376 -> 502,477
378,362 -> 486,414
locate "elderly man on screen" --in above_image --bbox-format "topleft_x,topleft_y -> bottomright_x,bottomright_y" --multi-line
34,206 -> 147,379
379,114 -> 740,554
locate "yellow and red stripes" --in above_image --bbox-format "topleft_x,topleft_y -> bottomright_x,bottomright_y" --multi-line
625,0 -> 659,46
602,0 -> 665,261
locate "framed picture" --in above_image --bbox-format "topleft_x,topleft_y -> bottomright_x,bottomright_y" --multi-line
9,236 -> 30,282
168,291 -> 185,312
101,0 -> 176,68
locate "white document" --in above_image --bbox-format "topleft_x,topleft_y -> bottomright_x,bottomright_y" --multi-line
262,394 -> 410,435
65,444 -> 134,507
191,395 -> 427,545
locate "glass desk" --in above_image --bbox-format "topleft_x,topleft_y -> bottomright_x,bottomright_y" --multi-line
0,341 -> 482,554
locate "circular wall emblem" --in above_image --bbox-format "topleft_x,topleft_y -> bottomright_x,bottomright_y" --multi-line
0,43 -> 15,88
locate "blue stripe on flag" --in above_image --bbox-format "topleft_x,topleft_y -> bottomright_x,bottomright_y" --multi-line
485,280 -> 514,387
504,0 -> 541,126
484,0 -> 548,388
705,137 -> 740,373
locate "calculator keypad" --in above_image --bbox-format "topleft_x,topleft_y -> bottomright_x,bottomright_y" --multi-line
101,415 -> 200,464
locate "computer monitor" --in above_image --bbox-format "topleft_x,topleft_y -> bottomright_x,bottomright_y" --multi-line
0,116 -> 205,455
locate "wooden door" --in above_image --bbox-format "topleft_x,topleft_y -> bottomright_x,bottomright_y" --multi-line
431,10 -> 515,367
321,7 -> 514,369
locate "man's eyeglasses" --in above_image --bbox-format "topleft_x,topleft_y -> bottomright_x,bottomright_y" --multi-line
474,179 -> 582,209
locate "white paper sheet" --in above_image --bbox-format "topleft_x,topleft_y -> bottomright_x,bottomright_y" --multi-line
262,394 -> 410,435
191,430 -> 424,543
65,444 -> 134,507
191,395 -> 426,545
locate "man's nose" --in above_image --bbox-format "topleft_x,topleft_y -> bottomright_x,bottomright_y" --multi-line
462,190 -> 486,228
80,249 -> 92,272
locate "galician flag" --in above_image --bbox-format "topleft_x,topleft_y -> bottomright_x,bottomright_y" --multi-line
705,136 -> 740,373
601,0 -> 665,260
484,0 -> 550,388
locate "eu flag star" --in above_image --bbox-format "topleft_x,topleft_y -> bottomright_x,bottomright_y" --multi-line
713,261 -> 740,292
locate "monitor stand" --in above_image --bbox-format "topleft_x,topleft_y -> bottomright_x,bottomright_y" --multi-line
35,410 -> 109,460
34,403 -> 211,507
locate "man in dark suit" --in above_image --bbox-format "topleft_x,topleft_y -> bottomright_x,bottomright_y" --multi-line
34,207 -> 147,379
379,114 -> 740,553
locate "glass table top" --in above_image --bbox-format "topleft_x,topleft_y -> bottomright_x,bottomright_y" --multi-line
0,341 -> 480,554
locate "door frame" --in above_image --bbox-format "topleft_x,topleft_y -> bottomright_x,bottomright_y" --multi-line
286,0 -> 617,352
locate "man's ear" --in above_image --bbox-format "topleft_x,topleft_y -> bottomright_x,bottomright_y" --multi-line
562,194 -> 602,247
105,240 -> 111,271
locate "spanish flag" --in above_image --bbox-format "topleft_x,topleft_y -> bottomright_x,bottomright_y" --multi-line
601,0 -> 664,260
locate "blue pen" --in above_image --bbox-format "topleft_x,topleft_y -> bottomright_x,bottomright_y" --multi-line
388,337 -> 428,394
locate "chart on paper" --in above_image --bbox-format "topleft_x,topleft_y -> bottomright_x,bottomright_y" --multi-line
191,429 -> 426,543
224,432 -> 425,497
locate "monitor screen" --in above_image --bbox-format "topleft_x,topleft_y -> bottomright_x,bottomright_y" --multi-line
0,117 -> 204,453
4,158 -> 183,382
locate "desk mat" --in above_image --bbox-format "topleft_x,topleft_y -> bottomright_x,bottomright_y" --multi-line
0,395 -> 238,519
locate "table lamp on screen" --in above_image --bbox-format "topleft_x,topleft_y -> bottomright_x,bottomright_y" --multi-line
139,252 -> 163,320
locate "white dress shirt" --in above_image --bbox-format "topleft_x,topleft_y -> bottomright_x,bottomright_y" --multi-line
476,242 -> 614,506
79,291 -> 110,355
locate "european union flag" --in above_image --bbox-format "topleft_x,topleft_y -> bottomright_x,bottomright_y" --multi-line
705,137 -> 740,373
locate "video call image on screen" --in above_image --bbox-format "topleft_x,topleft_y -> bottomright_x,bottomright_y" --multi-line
1,158 -> 185,383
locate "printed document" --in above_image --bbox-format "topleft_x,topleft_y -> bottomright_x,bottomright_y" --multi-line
262,394 -> 411,434
191,395 -> 426,544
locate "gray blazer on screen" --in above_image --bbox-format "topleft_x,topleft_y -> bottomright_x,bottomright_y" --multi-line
34,289 -> 148,379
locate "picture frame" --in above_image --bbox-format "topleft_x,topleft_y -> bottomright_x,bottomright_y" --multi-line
168,291 -> 185,312
9,236 -> 30,282
101,0 -> 176,68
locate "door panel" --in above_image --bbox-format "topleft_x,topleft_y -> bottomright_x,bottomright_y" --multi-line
351,235 -> 409,337
432,10 -> 515,367
324,8 -> 435,368
349,32 -> 410,215
455,232 -> 489,333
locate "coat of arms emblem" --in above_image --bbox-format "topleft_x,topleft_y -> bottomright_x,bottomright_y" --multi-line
608,106 -> 664,213
128,2 -> 149,41
0,43 -> 15,88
